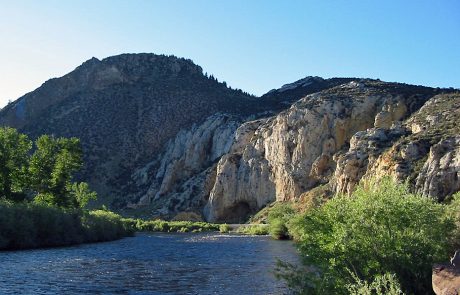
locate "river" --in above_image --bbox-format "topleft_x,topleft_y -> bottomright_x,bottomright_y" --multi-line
0,232 -> 299,294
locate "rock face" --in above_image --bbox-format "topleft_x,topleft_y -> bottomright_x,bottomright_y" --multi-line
416,137 -> 460,199
358,93 -> 460,202
126,114 -> 240,216
433,264 -> 460,295
203,80 -> 451,222
333,124 -> 409,196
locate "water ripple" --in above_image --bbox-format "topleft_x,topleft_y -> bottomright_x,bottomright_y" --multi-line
0,232 -> 298,295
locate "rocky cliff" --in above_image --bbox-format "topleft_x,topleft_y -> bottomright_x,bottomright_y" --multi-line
203,81 -> 457,221
127,77 -> 457,222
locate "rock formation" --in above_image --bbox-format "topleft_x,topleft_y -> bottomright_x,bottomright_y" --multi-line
203,80 -> 451,221
433,264 -> 460,295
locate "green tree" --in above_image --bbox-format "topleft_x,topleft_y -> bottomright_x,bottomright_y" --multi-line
30,135 -> 83,208
282,178 -> 455,294
68,182 -> 97,208
0,127 -> 32,201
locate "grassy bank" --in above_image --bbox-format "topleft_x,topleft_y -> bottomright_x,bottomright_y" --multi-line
124,218 -> 220,233
0,201 -> 134,250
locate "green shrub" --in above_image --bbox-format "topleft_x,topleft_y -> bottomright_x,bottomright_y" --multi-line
269,218 -> 289,239
267,202 -> 295,224
346,273 -> 405,295
282,178 -> 455,294
81,210 -> 134,242
445,191 -> 460,249
267,202 -> 294,239
219,223 -> 231,233
237,224 -> 269,235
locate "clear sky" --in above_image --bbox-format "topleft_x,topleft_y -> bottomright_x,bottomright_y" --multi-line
0,0 -> 459,107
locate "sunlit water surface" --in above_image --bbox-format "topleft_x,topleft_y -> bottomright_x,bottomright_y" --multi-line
0,233 -> 299,294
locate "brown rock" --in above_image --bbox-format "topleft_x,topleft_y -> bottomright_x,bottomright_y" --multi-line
433,264 -> 460,295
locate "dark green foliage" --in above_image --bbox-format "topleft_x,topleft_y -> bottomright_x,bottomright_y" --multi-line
0,127 -> 32,201
269,219 -> 289,240
237,224 -> 269,235
81,210 -> 134,242
29,135 -> 84,208
0,128 -> 96,209
267,202 -> 294,240
282,178 -> 455,294
219,223 -> 231,233
0,200 -> 134,250
0,128 -> 130,250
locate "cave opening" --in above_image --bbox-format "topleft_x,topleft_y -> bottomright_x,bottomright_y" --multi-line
220,201 -> 253,223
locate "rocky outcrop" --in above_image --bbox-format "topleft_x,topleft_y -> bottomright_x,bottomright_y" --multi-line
204,80 -> 446,222
433,264 -> 460,295
330,92 -> 460,200
416,137 -> 460,200
127,114 -> 240,216
333,124 -> 409,195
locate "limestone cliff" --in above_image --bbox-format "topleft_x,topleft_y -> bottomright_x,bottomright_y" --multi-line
203,81 -> 456,222
359,93 -> 460,201
126,114 -> 240,216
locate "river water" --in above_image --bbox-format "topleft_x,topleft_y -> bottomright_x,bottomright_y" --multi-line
0,233 -> 299,294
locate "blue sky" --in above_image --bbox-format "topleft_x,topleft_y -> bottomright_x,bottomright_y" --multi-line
0,0 -> 459,107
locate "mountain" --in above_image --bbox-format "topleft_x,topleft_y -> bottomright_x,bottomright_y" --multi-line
0,54 -> 258,203
1,53 -> 458,222
0,54 -> 346,208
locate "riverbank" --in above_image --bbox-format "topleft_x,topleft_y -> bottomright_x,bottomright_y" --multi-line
0,201 -> 134,250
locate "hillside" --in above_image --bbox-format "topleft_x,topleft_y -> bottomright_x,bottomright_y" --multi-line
0,54 -> 348,208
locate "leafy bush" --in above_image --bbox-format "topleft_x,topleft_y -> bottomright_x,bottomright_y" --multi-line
346,273 -> 405,295
81,210 -> 134,242
282,178 -> 455,294
267,202 -> 295,224
269,218 -> 289,240
219,223 -> 231,233
267,202 -> 295,239
237,224 -> 269,235
445,191 -> 460,249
